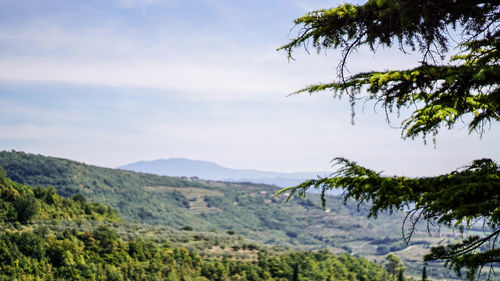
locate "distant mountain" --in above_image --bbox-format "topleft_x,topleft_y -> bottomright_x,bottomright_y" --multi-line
119,158 -> 326,187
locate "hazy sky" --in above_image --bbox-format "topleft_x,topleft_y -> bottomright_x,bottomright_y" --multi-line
1,0 -> 498,176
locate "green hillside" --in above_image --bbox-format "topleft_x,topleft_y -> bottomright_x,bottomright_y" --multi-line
0,151 -> 464,279
0,151 -> 394,247
0,166 -> 398,280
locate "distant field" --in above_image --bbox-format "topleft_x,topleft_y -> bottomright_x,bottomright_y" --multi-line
144,186 -> 224,214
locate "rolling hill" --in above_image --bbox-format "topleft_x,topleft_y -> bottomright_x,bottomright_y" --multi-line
0,150 -> 465,279
0,151 -> 402,248
0,166 -> 394,280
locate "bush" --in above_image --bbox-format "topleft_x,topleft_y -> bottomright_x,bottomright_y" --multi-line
72,194 -> 86,203
13,195 -> 39,224
16,232 -> 45,259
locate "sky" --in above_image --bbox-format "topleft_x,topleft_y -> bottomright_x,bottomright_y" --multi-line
0,0 -> 498,176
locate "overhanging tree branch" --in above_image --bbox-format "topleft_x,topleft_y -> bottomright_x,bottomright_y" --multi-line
277,1 -> 500,279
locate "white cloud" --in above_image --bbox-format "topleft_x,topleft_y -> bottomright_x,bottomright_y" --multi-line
0,20 -> 340,100
1,0 -> 498,175
0,12 -> 420,99
0,58 -> 292,97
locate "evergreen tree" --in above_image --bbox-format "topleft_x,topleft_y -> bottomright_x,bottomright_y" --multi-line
398,270 -> 405,281
385,254 -> 405,277
13,194 -> 39,224
277,1 -> 499,279
292,262 -> 299,281
422,265 -> 428,281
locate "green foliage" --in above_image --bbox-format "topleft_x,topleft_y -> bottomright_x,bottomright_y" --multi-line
278,0 -> 499,279
0,151 -> 408,251
0,151 -> 214,227
0,175 -> 397,281
279,0 -> 499,140
0,151 -> 468,279
0,166 -> 119,224
13,193 -> 39,224
277,157 -> 500,279
385,254 -> 406,278
16,231 -> 45,259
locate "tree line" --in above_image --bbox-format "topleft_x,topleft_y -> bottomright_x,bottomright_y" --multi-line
0,169 -> 404,280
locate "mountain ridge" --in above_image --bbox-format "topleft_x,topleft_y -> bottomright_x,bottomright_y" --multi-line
119,158 -> 328,187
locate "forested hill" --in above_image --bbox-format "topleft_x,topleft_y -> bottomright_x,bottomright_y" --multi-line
0,151 -> 463,279
0,168 -> 397,280
0,151 -> 401,249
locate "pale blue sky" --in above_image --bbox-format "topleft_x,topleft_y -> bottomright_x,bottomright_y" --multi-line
1,0 -> 498,176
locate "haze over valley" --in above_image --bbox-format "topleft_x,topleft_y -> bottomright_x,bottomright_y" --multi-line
119,158 -> 328,187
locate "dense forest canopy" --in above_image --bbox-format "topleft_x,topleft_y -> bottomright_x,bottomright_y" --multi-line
277,0 -> 500,279
0,169 -> 399,280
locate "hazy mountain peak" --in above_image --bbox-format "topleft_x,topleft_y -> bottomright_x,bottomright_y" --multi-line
119,158 -> 325,187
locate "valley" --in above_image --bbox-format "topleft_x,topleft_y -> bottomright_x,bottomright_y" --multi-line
0,150 -> 471,280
